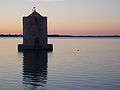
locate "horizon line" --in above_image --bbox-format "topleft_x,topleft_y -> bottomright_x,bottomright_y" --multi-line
0,34 -> 120,37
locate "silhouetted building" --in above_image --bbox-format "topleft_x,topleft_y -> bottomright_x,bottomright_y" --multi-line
22,51 -> 48,89
18,8 -> 53,51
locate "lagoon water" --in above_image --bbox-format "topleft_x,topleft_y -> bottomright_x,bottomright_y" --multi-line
0,37 -> 120,90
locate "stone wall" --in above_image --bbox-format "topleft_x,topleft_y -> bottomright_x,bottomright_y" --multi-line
23,12 -> 47,47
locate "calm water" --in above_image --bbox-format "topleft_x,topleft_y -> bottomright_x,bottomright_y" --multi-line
0,37 -> 120,90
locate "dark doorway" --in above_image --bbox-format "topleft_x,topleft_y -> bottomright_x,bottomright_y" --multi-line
34,37 -> 39,46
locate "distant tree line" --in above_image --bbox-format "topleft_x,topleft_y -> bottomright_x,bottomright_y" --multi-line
0,34 -> 22,37
0,34 -> 120,37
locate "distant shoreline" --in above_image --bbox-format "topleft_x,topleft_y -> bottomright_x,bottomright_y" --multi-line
0,34 -> 120,37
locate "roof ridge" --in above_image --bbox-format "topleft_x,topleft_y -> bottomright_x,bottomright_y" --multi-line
28,10 -> 42,17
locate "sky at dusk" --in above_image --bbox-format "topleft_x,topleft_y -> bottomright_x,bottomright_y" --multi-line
0,0 -> 120,35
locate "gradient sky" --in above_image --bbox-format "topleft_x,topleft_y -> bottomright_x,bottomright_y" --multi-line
0,0 -> 120,35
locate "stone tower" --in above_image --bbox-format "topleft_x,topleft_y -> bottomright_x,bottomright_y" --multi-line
18,9 -> 53,51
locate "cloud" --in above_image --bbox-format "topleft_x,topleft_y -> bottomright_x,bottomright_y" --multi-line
29,0 -> 64,2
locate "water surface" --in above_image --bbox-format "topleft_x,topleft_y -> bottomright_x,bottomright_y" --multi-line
0,37 -> 120,90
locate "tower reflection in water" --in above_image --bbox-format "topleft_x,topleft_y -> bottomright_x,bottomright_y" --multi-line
22,50 -> 48,89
